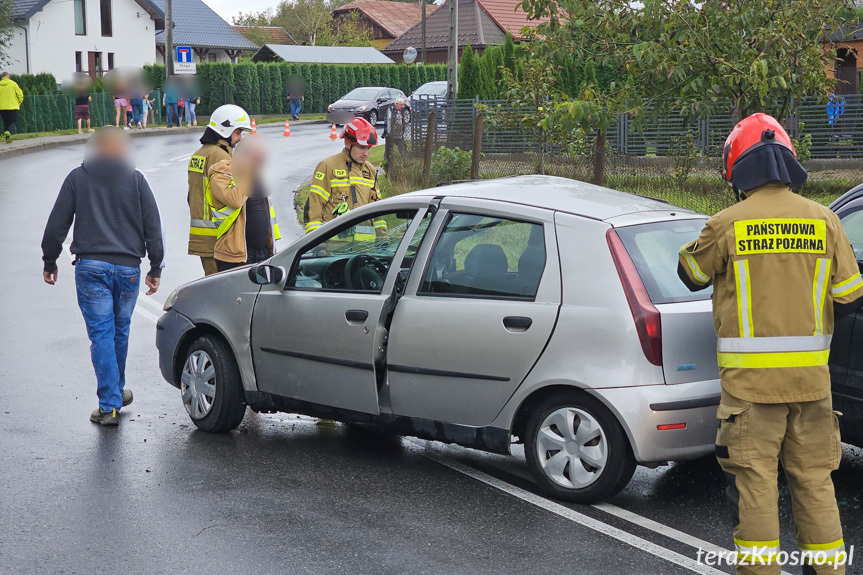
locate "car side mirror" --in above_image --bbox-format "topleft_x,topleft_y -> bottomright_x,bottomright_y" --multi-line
249,265 -> 286,286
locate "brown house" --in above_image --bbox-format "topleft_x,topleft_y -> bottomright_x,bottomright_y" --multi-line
232,26 -> 295,46
826,21 -> 863,96
332,0 -> 438,50
382,0 -> 546,64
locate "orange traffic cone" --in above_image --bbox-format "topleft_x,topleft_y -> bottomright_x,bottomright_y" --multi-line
329,123 -> 338,139
283,119 -> 291,137
251,118 -> 257,134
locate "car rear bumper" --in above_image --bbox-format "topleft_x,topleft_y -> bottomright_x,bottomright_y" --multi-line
156,309 -> 195,388
588,379 -> 721,464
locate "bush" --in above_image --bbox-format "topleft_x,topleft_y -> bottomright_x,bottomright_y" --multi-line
430,146 -> 472,185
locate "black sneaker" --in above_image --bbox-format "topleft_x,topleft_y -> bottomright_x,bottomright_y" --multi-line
122,389 -> 133,407
90,408 -> 119,426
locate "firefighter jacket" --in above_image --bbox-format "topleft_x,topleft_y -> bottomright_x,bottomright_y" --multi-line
679,183 -> 863,404
187,139 -> 232,256
303,148 -> 387,239
207,160 -> 280,264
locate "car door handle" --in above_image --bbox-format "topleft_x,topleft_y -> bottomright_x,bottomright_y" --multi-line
345,310 -> 369,324
503,316 -> 532,332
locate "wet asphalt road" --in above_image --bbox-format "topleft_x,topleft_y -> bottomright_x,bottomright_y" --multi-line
2,124 -> 863,575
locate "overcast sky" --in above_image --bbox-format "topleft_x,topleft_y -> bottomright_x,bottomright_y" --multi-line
202,0 -> 274,24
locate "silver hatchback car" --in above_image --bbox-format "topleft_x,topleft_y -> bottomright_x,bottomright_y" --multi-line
157,175 -> 721,503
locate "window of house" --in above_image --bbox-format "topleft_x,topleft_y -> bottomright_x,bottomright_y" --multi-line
75,52 -> 83,73
107,53 -> 114,70
74,0 -> 86,35
208,53 -> 217,62
100,0 -> 112,36
419,213 -> 546,300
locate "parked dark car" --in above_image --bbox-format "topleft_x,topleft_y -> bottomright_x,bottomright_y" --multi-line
829,183 -> 863,447
328,87 -> 407,126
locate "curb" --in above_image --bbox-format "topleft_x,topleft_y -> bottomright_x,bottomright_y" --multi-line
0,119 -> 328,160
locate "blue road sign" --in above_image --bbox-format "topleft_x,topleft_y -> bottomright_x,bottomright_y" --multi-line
176,46 -> 193,63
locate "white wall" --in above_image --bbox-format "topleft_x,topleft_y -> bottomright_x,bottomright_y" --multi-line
8,0 -> 159,79
4,26 -> 29,74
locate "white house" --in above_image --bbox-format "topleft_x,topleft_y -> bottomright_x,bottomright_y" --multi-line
7,0 -> 165,79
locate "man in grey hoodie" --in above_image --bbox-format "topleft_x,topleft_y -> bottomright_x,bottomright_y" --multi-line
41,127 -> 165,426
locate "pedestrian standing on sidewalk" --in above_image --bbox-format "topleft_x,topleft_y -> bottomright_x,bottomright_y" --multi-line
187,104 -> 252,276
41,127 -> 165,426
177,98 -> 186,126
184,94 -> 199,127
0,71 -> 24,143
208,137 -> 280,272
142,93 -> 151,129
287,76 -> 304,121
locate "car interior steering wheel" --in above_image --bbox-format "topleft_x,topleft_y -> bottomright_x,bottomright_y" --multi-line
344,255 -> 386,291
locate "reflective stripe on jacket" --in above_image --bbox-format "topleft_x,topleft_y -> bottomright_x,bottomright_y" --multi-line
678,183 -> 863,403
207,160 -> 279,264
187,140 -> 231,256
303,148 -> 387,237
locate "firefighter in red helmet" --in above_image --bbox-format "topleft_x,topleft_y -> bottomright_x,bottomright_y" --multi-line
303,117 -> 387,239
678,113 -> 862,574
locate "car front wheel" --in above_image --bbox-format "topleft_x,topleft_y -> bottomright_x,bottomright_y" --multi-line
180,335 -> 246,433
524,392 -> 635,503
368,109 -> 378,125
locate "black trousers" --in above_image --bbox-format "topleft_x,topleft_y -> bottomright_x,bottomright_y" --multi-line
215,246 -> 271,273
1,109 -> 18,134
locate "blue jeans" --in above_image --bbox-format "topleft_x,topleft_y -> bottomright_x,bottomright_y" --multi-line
290,98 -> 302,118
131,99 -> 144,126
75,260 -> 140,411
185,101 -> 196,125
166,103 -> 179,127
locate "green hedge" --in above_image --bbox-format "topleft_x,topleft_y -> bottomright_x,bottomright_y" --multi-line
144,62 -> 447,116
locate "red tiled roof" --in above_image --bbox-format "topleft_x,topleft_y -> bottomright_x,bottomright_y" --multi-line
232,26 -> 294,45
333,0 -> 440,39
476,0 -> 548,39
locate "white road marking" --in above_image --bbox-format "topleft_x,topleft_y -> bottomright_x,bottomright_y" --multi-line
169,154 -> 190,162
62,244 -> 162,324
421,449 -> 727,575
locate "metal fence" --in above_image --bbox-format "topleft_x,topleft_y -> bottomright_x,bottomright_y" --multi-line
383,95 -> 863,216
404,94 -> 863,160
0,91 -> 165,135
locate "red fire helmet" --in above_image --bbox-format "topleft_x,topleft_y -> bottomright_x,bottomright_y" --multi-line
341,117 -> 378,147
722,113 -> 796,182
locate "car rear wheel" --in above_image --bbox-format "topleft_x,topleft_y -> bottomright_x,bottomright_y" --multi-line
368,110 -> 378,125
524,392 -> 635,503
180,335 -> 246,433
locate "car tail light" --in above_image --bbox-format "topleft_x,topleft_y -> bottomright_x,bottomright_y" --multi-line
607,229 -> 663,366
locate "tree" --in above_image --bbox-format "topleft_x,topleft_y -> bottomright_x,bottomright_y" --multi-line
331,10 -> 373,46
0,0 -> 14,67
270,0 -> 347,46
516,0 -> 849,183
502,33 -> 516,75
457,43 -> 481,99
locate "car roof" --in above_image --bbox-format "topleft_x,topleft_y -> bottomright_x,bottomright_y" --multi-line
403,175 -> 699,221
829,183 -> 863,213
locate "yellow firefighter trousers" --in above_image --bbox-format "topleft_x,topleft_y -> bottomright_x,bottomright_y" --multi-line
716,391 -> 845,575
200,256 -> 218,277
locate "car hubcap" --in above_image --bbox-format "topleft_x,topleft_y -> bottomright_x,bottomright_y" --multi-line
536,407 -> 608,489
181,350 -> 216,419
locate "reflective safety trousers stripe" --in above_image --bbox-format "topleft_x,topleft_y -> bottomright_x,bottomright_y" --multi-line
735,538 -> 780,563
269,205 -> 281,241
799,538 -> 847,564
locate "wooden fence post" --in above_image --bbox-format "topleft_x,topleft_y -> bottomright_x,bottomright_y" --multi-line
423,110 -> 436,188
471,113 -> 483,179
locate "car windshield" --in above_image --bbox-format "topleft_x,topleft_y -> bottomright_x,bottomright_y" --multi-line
413,83 -> 446,97
342,88 -> 380,101
615,219 -> 713,304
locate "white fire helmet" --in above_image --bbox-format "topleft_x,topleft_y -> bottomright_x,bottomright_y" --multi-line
207,104 -> 252,139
